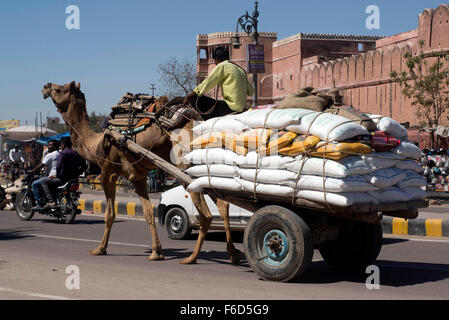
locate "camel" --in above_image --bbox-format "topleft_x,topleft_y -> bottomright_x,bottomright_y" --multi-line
42,81 -> 241,265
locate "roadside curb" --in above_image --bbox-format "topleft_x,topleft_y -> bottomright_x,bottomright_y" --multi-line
79,199 -> 449,238
381,216 -> 449,238
78,199 -> 145,218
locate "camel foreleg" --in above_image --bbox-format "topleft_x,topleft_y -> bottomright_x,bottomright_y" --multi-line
132,179 -> 164,261
89,174 -> 117,256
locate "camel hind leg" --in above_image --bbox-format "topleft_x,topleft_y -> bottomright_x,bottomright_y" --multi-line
89,174 -> 117,256
180,192 -> 213,264
132,179 -> 164,261
216,199 -> 242,265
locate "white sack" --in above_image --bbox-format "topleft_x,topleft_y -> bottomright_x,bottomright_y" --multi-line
232,108 -> 314,129
393,142 -> 424,160
398,170 -> 427,189
192,115 -> 248,135
186,177 -> 242,193
185,164 -> 237,178
286,112 -> 369,142
395,160 -> 423,173
363,168 -> 407,189
368,187 -> 411,203
285,153 -> 402,178
239,180 -> 379,206
233,108 -> 369,141
295,190 -> 379,206
188,176 -> 379,207
183,148 -> 240,166
237,168 -> 377,192
236,151 -> 295,169
402,187 -> 427,201
367,114 -> 408,139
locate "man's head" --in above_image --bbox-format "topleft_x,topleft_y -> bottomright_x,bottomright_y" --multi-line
61,137 -> 72,150
14,145 -> 20,151
212,46 -> 229,63
48,140 -> 59,152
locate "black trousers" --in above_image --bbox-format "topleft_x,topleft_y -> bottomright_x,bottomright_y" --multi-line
188,95 -> 234,121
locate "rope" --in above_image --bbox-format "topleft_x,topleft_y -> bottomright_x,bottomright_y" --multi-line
57,99 -> 180,170
252,109 -> 276,202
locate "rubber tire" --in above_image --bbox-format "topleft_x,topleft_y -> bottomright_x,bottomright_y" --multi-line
15,190 -> 35,221
244,206 -> 314,282
63,208 -> 77,224
318,222 -> 383,273
0,187 -> 6,204
164,207 -> 192,240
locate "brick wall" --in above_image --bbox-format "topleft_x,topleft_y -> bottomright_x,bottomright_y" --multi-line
196,5 -> 449,131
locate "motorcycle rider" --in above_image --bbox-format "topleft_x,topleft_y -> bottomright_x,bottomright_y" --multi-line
37,137 -> 86,208
26,140 -> 60,211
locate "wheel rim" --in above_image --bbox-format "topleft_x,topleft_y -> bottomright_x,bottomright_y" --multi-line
260,229 -> 289,266
169,214 -> 184,233
18,194 -> 32,216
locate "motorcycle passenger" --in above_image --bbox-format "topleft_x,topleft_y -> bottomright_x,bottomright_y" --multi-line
26,140 -> 60,211
56,137 -> 87,187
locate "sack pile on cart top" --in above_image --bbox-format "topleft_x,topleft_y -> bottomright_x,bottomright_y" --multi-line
182,88 -> 427,208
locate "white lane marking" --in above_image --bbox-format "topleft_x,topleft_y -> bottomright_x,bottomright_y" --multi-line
80,213 -> 147,221
0,287 -> 74,300
384,235 -> 449,243
30,234 -> 149,248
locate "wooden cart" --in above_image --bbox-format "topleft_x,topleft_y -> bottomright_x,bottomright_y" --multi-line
105,129 -> 429,282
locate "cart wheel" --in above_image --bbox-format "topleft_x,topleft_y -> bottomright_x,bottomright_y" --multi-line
318,222 -> 382,273
244,206 -> 314,282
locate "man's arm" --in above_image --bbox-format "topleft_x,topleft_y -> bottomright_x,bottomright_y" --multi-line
27,162 -> 45,174
194,63 -> 224,97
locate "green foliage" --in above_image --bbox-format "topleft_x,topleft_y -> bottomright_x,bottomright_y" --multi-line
391,41 -> 449,147
88,111 -> 105,133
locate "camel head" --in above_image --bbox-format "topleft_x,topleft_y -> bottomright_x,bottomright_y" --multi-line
42,81 -> 82,113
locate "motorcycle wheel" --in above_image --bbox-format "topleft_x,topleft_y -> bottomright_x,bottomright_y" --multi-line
15,190 -> 35,221
0,187 -> 6,206
57,197 -> 77,224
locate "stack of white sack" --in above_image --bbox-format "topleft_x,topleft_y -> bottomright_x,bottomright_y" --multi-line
184,109 -> 427,208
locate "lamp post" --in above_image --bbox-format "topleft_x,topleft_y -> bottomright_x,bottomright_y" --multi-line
232,1 -> 261,107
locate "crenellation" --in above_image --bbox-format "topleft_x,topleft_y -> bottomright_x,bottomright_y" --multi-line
196,4 -> 449,127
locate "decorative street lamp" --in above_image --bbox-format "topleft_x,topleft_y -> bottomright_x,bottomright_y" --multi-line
233,1 -> 262,107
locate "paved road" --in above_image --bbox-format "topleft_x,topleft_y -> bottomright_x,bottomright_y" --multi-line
1,210 -> 449,301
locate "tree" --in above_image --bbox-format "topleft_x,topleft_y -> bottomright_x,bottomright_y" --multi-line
157,57 -> 197,99
391,41 -> 449,148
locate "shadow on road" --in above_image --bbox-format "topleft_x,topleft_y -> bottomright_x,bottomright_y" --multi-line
382,237 -> 409,245
126,247 -> 251,268
0,228 -> 35,241
296,260 -> 449,287
29,218 -> 123,225
186,231 -> 244,244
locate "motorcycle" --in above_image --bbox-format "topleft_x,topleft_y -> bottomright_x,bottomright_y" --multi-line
15,173 -> 82,224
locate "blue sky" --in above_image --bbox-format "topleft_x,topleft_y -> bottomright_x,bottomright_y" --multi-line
0,0 -> 445,125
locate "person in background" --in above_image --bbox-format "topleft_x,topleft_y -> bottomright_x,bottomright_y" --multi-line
9,145 -> 25,181
26,140 -> 60,210
184,46 -> 254,120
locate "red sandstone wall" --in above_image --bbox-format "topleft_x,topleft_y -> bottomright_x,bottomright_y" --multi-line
299,5 -> 449,128
195,5 -> 449,128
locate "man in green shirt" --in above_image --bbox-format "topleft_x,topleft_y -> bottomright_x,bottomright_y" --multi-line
184,46 -> 254,120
